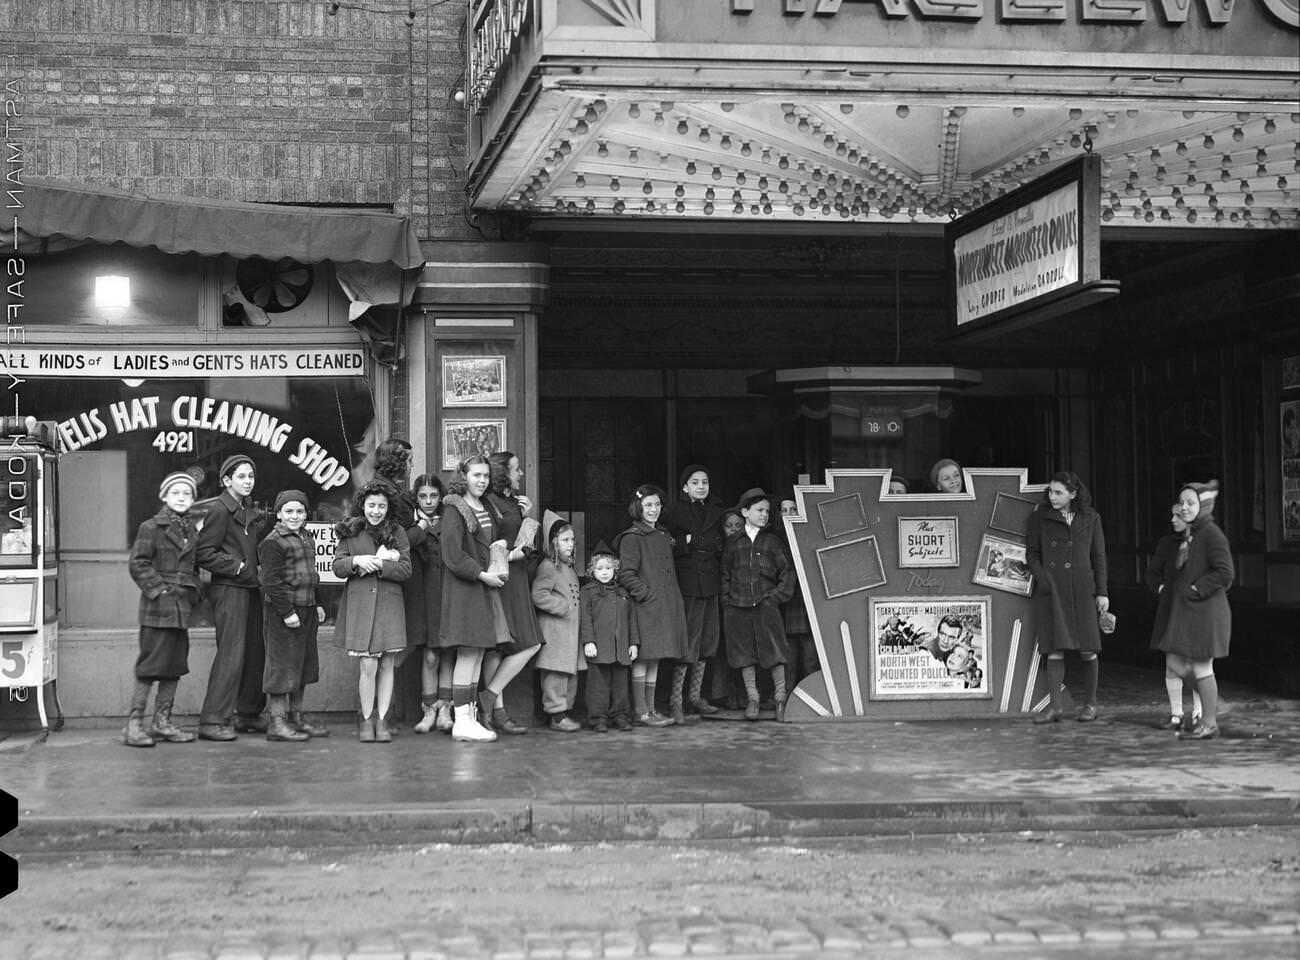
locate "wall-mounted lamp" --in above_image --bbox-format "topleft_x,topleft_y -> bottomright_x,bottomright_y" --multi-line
95,275 -> 131,310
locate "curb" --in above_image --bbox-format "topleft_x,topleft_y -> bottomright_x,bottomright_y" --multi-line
11,795 -> 1300,852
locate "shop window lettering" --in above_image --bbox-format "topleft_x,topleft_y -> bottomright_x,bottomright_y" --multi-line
54,394 -> 351,491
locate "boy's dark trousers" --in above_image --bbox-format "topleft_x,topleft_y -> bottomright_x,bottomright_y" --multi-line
585,662 -> 631,724
200,583 -> 267,727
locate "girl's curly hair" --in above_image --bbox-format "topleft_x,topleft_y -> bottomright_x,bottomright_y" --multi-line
488,450 -> 518,496
1044,471 -> 1095,516
374,437 -> 412,486
335,479 -> 403,547
585,551 -> 620,579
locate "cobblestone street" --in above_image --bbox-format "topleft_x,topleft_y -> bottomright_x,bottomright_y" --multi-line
3,829 -> 1298,959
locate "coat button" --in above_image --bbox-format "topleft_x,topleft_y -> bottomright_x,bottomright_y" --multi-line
1048,561 -> 1056,567
1064,562 -> 1072,569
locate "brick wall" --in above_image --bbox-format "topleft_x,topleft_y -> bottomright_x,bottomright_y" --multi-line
1,0 -> 472,240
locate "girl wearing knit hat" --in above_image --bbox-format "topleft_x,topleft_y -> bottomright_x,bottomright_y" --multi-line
929,459 -> 964,494
1149,480 -> 1235,740
122,470 -> 203,747
532,511 -> 585,732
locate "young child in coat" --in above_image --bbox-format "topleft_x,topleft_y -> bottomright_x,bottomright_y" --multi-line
333,479 -> 412,743
124,470 -> 203,747
531,511 -> 584,732
580,542 -> 638,732
257,489 -> 329,742
721,488 -> 797,721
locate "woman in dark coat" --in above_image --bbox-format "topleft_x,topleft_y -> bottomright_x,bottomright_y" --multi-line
1025,471 -> 1109,724
1149,480 -> 1234,740
479,451 -> 543,734
617,483 -> 688,727
438,454 -> 507,742
333,480 -> 411,742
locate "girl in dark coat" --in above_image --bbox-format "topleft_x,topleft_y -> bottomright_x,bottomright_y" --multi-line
1145,502 -> 1203,730
721,488 -> 797,721
617,483 -> 687,727
479,451 -> 543,735
1025,471 -> 1110,724
1150,480 -> 1235,740
405,474 -> 450,734
439,455 -> 507,742
661,464 -> 724,723
123,470 -> 203,747
333,480 -> 412,743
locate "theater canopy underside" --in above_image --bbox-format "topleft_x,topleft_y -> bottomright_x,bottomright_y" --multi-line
465,0 -> 1299,233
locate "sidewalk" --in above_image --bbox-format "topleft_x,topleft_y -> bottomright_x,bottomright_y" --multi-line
1,663 -> 1297,853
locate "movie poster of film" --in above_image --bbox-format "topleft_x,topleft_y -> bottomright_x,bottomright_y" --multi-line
869,596 -> 992,700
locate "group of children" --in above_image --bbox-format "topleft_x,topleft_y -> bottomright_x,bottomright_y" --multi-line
125,448 -> 802,744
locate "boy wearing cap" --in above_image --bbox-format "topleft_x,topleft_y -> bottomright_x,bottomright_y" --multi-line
258,490 -> 329,742
721,488 -> 797,721
123,470 -> 204,747
196,453 -> 267,740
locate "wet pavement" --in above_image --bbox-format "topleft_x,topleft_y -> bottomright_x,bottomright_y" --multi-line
1,662 -> 1297,852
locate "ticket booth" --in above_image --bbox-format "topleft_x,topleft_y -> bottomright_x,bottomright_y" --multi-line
0,418 -> 63,733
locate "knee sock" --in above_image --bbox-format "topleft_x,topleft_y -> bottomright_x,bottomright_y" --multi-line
1194,673 -> 1219,726
645,680 -> 660,715
1046,658 -> 1066,711
632,676 -> 648,716
421,693 -> 437,708
770,666 -> 786,705
742,666 -> 759,703
451,684 -> 474,709
688,662 -> 707,705
1165,676 -> 1185,717
670,663 -> 687,708
1082,656 -> 1099,707
130,679 -> 152,717
155,678 -> 178,712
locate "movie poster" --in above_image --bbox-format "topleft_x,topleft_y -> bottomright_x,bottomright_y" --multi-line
869,596 -> 992,700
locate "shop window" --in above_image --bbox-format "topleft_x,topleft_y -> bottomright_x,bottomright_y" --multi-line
29,373 -> 375,628
14,244 -> 200,327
